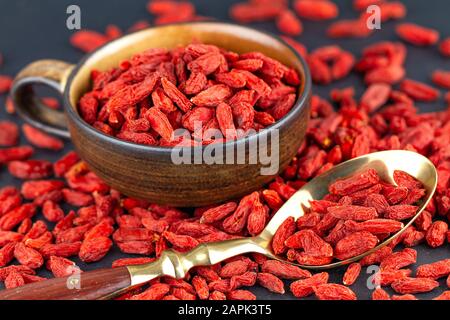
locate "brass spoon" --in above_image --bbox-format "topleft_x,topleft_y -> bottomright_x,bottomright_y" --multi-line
0,150 -> 437,300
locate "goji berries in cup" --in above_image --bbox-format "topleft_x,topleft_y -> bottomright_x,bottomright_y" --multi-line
11,22 -> 311,206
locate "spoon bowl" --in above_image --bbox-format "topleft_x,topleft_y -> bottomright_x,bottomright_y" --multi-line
258,149 -> 438,269
0,150 -> 437,300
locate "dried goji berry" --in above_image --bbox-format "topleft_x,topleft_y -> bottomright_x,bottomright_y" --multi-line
0,75 -> 12,94
70,30 -> 109,53
276,10 -> 303,36
391,277 -> 439,294
294,0 -> 338,21
400,79 -> 440,102
425,221 -> 448,248
343,263 -> 362,286
14,242 -> 44,269
314,283 -> 357,300
439,38 -> 450,57
130,283 -> 171,300
372,288 -> 390,300
261,260 -> 311,280
290,272 -> 329,298
396,23 -> 439,46
22,124 -> 64,151
334,231 -> 379,260
46,255 -> 81,278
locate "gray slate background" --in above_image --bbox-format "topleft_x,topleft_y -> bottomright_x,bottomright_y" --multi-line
0,0 -> 449,300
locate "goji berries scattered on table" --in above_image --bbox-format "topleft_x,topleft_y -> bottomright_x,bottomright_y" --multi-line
0,0 -> 450,301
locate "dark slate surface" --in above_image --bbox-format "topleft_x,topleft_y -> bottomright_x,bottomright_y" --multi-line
0,0 -> 449,300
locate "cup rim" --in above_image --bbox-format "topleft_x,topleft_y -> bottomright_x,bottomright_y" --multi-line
63,21 -> 312,155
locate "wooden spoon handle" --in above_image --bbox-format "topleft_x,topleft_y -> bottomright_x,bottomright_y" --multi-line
0,267 -> 131,300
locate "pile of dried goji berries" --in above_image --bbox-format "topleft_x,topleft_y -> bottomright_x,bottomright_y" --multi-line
0,0 -> 450,300
78,45 -> 300,145
272,169 -> 426,267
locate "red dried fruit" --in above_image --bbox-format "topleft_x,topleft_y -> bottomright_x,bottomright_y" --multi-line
116,240 -> 154,255
257,272 -> 285,294
328,205 -> 378,221
261,260 -> 311,279
191,275 -> 209,300
227,290 -> 256,300
431,70 -> 450,89
112,257 -> 154,268
0,146 -> 34,163
349,219 -> 404,234
294,0 -> 338,21
373,269 -> 412,287
416,259 -> 450,279
209,290 -> 226,300
365,65 -> 405,85
8,160 -> 53,180
246,198 -> 266,236
0,204 -> 36,231
372,288 -> 390,300
380,248 -> 417,270
14,242 -> 44,269
230,2 -> 285,23
0,242 -> 16,267
21,180 -> 64,200
384,205 -> 418,221
163,231 -> 199,251
425,221 -> 448,248
0,121 -> 19,147
0,74 -> 12,95
130,283 -> 170,300
391,277 -> 439,294
400,79 -> 440,102
329,169 -> 380,196
392,294 -> 418,300
62,189 -> 93,207
334,231 -> 379,260
290,272 -> 329,298
79,236 -> 113,263
360,83 -> 391,113
22,124 -> 64,150
439,38 -> 450,57
42,200 -> 64,222
70,30 -> 109,53
47,256 -> 81,278
4,271 -> 25,289
219,260 -> 249,278
314,283 -> 357,300
53,151 -> 80,177
276,10 -> 303,36
200,202 -> 237,224
223,192 -> 259,234
285,229 -> 333,258
271,216 -> 296,255
40,242 -> 82,258
343,263 -> 362,286
216,102 -> 237,140
396,23 -> 439,46
161,77 -> 193,112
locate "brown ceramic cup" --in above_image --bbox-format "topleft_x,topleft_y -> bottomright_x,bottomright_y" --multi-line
11,22 -> 311,207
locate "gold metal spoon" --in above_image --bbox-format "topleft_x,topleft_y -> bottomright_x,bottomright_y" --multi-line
0,150 -> 437,300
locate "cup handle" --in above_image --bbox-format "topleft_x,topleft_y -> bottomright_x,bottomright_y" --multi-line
12,59 -> 76,138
